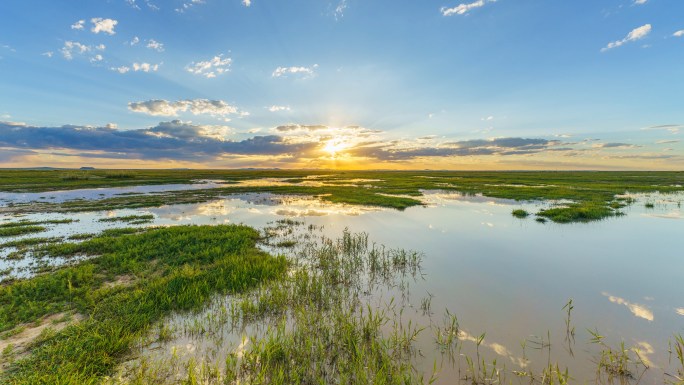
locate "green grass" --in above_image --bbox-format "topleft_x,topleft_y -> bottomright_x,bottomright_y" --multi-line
1,170 -> 683,223
512,209 -> 530,218
0,225 -> 287,383
97,214 -> 154,223
0,226 -> 46,237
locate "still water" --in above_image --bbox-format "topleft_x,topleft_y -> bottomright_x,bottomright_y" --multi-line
1,190 -> 683,383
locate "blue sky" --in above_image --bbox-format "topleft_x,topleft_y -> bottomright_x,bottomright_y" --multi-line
0,0 -> 682,169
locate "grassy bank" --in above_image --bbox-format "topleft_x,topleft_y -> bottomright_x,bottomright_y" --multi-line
0,225 -> 286,384
1,170 -> 682,223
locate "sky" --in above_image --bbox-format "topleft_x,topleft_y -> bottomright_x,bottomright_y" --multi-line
0,0 -> 682,170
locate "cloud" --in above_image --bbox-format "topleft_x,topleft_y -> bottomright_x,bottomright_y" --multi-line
132,62 -> 160,72
272,65 -> 318,78
71,20 -> 85,30
90,18 -> 118,35
60,41 -> 91,60
42,51 -> 54,58
634,0 -> 647,4
275,124 -> 328,132
146,39 -> 164,52
677,308 -> 684,316
642,124 -> 682,134
128,99 -> 243,117
334,0 -> 348,20
348,137 -> 561,161
90,54 -> 103,63
111,66 -> 130,74
268,105 -> 291,112
176,0 -> 205,13
243,0 -> 251,6
0,120 -> 315,161
186,54 -> 232,78
601,24 -> 652,52
674,30 -> 684,38
603,292 -> 654,321
592,142 -> 640,149
656,139 -> 680,144
129,36 -> 140,46
441,0 -> 495,16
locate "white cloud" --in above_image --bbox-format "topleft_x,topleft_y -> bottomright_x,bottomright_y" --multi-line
111,66 -> 130,74
128,99 -> 243,117
674,30 -> 684,38
243,0 -> 251,6
132,62 -> 160,72
186,54 -> 232,78
90,54 -> 103,63
91,18 -> 118,35
334,0 -> 348,20
95,44 -> 106,51
634,0 -> 647,4
272,64 -> 318,78
176,0 -> 205,13
60,41 -> 91,60
481,116 -> 494,121
146,39 -> 164,52
42,51 -> 54,58
129,36 -> 140,46
441,0 -> 495,16
601,24 -> 652,52
71,20 -> 85,30
268,105 -> 291,112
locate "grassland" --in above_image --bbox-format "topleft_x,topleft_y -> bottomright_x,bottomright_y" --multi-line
0,225 -> 286,384
1,170 -> 683,223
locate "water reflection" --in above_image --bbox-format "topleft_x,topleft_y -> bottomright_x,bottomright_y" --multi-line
602,292 -> 655,321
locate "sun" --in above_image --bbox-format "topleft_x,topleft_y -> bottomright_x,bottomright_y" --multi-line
322,139 -> 348,156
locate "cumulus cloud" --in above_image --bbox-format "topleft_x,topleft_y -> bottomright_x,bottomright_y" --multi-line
674,30 -> 684,38
243,0 -> 251,6
90,54 -> 103,63
0,120 -> 314,161
634,0 -> 647,4
186,54 -> 232,78
132,62 -> 160,72
60,41 -> 91,60
71,20 -> 85,30
90,18 -> 118,35
146,39 -> 164,52
129,36 -> 140,46
272,64 -> 318,78
602,24 -> 652,52
441,0 -> 495,16
128,99 -> 243,117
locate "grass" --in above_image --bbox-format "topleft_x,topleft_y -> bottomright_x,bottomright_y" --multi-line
0,225 -> 287,383
511,209 -> 529,219
0,219 -> 76,238
98,214 -> 154,224
1,170 -> 682,223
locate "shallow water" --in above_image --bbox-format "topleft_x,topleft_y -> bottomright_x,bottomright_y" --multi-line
1,190 -> 683,383
0,180 -> 230,206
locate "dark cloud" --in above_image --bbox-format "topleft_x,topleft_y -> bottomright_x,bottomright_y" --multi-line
0,120 -> 316,161
349,138 -> 559,161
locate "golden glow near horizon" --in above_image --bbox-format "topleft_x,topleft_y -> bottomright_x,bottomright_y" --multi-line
322,138 -> 350,157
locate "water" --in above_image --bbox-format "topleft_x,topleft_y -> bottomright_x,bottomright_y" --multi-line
1,189 -> 683,383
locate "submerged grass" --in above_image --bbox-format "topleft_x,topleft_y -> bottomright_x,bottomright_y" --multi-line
0,225 -> 286,384
1,170 -> 682,223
